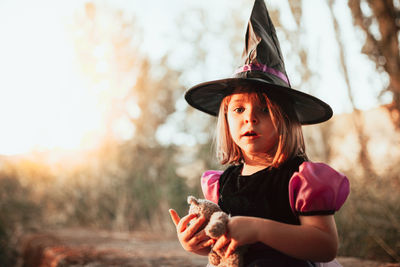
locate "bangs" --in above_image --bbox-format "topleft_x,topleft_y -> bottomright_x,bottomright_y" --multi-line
222,90 -> 268,116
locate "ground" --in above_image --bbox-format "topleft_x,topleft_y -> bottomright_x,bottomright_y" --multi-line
17,228 -> 399,267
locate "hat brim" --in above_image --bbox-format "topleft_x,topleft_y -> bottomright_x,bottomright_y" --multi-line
184,78 -> 333,125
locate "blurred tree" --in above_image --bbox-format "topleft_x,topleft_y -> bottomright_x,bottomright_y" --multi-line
325,1 -> 400,261
348,0 -> 400,128
328,0 -> 375,176
52,2 -> 192,232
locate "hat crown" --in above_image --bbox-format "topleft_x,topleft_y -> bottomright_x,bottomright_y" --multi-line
236,0 -> 290,87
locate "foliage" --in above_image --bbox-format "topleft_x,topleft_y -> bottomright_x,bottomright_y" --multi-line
336,164 -> 400,262
0,171 -> 42,266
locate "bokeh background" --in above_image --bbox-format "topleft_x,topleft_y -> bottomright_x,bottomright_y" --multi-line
0,0 -> 399,265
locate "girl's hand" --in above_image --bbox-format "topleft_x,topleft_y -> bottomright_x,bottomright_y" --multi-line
169,209 -> 215,255
213,216 -> 259,257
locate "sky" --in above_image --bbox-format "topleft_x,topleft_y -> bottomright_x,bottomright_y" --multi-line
0,0 -> 104,155
0,0 -> 389,155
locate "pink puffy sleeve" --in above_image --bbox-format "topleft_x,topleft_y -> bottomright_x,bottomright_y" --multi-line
201,170 -> 223,204
289,162 -> 350,215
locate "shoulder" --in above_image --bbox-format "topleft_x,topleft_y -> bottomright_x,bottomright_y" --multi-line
289,161 -> 350,216
279,155 -> 307,172
201,170 -> 224,184
200,170 -> 223,204
219,164 -> 241,185
200,165 -> 240,189
274,155 -> 307,183
200,165 -> 241,204
294,162 -> 349,189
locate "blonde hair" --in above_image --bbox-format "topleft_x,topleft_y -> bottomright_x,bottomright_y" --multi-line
216,87 -> 307,168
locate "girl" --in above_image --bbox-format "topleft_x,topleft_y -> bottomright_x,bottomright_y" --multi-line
170,0 -> 349,266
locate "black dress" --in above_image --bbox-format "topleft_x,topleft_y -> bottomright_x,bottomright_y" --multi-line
217,156 -> 314,267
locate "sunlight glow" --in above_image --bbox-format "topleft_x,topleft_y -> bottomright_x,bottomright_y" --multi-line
0,1 -> 135,155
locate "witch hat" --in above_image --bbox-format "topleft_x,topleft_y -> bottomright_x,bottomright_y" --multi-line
184,0 -> 332,124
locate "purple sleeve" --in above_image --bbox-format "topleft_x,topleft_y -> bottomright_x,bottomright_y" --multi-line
201,170 -> 223,204
289,162 -> 350,215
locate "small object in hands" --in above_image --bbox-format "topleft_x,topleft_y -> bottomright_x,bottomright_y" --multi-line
187,195 -> 243,267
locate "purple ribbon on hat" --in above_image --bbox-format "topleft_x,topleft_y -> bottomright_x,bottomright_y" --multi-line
234,63 -> 290,86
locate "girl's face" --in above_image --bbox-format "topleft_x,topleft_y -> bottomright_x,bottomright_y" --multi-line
226,92 -> 278,159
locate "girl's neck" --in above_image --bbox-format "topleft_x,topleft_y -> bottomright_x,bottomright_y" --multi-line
241,153 -> 273,175
241,164 -> 270,175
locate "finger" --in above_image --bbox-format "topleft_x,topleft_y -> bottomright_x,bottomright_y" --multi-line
177,213 -> 198,233
213,234 -> 230,252
189,229 -> 209,245
182,216 -> 207,246
197,237 -> 215,249
169,209 -> 180,226
225,240 -> 237,257
186,215 -> 206,236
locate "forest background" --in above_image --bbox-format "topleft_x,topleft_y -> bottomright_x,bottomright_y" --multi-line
0,0 -> 399,265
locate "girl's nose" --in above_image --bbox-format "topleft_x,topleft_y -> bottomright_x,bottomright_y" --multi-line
245,110 -> 258,124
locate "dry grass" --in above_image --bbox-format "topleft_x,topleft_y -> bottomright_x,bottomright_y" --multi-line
17,229 -> 399,267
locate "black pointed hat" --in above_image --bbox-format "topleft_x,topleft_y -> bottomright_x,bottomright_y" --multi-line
184,0 -> 332,124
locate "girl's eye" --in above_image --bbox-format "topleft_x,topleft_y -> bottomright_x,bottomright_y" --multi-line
234,107 -> 245,113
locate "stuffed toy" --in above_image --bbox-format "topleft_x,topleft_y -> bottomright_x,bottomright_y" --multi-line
187,195 -> 242,267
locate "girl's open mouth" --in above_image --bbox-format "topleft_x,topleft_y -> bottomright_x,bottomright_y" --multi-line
243,131 -> 259,137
